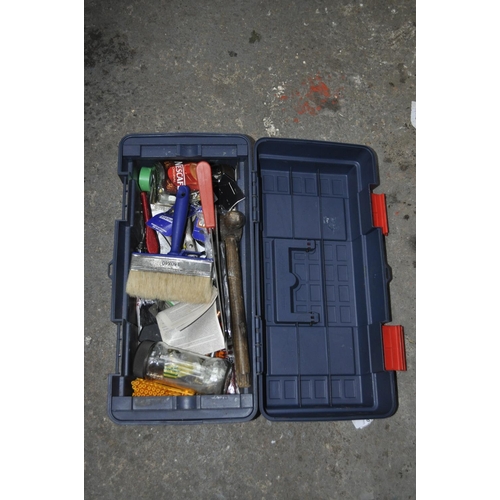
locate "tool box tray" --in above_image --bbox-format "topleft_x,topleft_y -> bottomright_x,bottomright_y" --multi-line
108,133 -> 405,424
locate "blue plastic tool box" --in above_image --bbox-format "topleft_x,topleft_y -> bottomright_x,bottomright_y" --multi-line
108,133 -> 406,425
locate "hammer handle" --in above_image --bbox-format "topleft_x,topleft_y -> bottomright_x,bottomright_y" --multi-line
224,235 -> 251,388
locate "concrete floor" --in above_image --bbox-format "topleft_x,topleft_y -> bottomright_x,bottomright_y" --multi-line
84,1 -> 416,498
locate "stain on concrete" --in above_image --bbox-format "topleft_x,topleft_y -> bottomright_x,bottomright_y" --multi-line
228,51 -> 238,57
249,30 -> 262,43
280,74 -> 343,116
84,27 -> 135,68
389,21 -> 416,48
397,63 -> 409,83
409,235 -> 416,251
387,193 -> 401,206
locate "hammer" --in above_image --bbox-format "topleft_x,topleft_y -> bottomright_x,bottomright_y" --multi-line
220,210 -> 251,388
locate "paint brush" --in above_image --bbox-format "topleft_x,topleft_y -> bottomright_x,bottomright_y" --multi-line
126,185 -> 213,304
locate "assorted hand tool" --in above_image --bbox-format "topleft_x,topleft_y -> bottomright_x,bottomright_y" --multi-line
125,160 -> 249,396
220,210 -> 251,388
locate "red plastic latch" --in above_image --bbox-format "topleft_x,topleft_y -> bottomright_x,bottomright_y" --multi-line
382,325 -> 407,371
371,193 -> 389,236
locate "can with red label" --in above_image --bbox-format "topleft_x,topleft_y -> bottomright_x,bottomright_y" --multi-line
166,161 -> 199,190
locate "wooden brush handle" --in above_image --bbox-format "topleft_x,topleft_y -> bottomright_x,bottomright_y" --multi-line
225,235 -> 251,388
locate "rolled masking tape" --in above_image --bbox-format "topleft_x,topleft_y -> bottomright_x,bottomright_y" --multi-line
138,166 -> 153,192
138,166 -> 160,203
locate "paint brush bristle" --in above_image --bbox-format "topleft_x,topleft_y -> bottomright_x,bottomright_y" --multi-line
126,268 -> 213,304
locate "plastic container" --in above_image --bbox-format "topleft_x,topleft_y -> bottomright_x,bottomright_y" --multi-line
133,341 -> 231,395
108,133 -> 406,425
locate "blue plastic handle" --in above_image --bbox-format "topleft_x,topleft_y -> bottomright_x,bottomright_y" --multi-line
168,185 -> 190,256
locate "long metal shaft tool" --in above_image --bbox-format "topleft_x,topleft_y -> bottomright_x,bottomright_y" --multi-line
220,210 -> 251,388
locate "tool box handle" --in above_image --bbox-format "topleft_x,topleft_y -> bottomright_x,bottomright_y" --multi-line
274,239 -> 320,324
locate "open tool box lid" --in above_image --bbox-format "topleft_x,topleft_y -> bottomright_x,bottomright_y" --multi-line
108,133 -> 406,425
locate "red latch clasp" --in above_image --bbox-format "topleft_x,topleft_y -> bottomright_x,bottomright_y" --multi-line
371,193 -> 389,236
382,325 -> 407,371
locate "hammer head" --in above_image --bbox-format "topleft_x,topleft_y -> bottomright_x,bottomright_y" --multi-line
220,210 -> 246,242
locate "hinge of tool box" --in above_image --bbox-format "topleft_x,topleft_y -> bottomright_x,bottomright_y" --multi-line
254,315 -> 263,375
251,171 -> 260,223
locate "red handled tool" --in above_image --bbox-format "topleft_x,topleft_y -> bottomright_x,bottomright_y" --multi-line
196,161 -> 216,230
141,191 -> 160,254
196,161 -> 230,352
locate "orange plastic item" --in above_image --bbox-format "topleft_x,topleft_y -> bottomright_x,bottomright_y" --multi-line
382,325 -> 407,371
196,161 -> 216,229
213,349 -> 228,359
131,378 -> 196,397
371,193 -> 389,236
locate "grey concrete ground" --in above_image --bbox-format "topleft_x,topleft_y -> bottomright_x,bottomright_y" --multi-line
84,1 -> 416,499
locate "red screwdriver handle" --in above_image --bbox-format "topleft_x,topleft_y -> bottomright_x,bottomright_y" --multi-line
141,191 -> 160,254
196,161 -> 216,230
